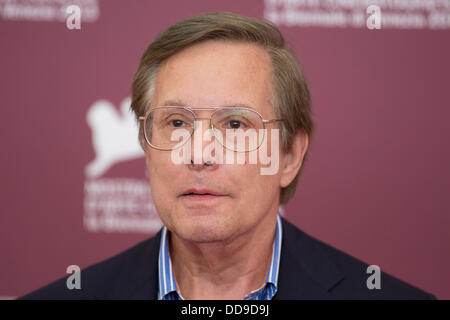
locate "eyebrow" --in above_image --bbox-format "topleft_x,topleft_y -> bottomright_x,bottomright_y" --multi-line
160,99 -> 254,109
160,99 -> 185,107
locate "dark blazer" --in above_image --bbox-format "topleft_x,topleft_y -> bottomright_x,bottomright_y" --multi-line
21,218 -> 436,299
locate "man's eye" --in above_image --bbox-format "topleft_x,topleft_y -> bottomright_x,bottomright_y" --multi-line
169,119 -> 186,127
226,120 -> 245,129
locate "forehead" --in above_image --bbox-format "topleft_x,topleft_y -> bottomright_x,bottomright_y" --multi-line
152,40 -> 274,116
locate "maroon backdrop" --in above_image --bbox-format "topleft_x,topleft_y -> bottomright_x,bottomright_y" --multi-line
1,0 -> 449,299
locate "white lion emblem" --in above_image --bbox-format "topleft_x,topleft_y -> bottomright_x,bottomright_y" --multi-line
85,97 -> 144,178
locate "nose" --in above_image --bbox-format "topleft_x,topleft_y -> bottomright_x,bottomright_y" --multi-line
190,159 -> 213,166
188,119 -> 219,170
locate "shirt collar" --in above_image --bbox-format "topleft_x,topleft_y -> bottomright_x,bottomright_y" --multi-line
158,213 -> 283,300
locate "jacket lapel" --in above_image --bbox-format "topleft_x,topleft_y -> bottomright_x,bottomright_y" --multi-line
274,218 -> 345,299
122,229 -> 162,300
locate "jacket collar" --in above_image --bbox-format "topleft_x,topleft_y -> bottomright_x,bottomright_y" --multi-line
274,217 -> 345,299
120,229 -> 161,300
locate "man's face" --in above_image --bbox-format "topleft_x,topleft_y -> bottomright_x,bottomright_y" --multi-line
146,40 -> 289,243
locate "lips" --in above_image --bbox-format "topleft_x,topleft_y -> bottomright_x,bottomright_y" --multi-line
179,188 -> 228,201
181,188 -> 225,197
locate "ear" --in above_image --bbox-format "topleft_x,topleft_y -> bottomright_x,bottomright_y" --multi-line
279,130 -> 309,188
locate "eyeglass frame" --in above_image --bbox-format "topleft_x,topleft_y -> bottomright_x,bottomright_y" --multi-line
138,106 -> 285,152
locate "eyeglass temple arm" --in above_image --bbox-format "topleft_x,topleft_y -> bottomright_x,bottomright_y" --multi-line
263,119 -> 286,124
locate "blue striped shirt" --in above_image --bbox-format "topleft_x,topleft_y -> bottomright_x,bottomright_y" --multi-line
158,214 -> 283,300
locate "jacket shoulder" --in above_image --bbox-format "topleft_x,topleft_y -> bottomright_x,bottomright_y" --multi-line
280,218 -> 436,300
20,231 -> 161,300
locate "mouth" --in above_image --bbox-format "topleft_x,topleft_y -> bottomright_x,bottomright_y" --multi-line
179,188 -> 229,201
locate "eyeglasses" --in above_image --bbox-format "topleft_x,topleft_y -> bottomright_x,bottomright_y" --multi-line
138,106 -> 284,152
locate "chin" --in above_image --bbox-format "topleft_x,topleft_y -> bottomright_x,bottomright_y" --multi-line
185,231 -> 228,243
175,215 -> 235,243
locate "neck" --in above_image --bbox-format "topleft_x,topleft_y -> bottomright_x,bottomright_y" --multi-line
169,211 -> 278,300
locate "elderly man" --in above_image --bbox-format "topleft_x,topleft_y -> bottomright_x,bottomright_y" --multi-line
22,12 -> 434,300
